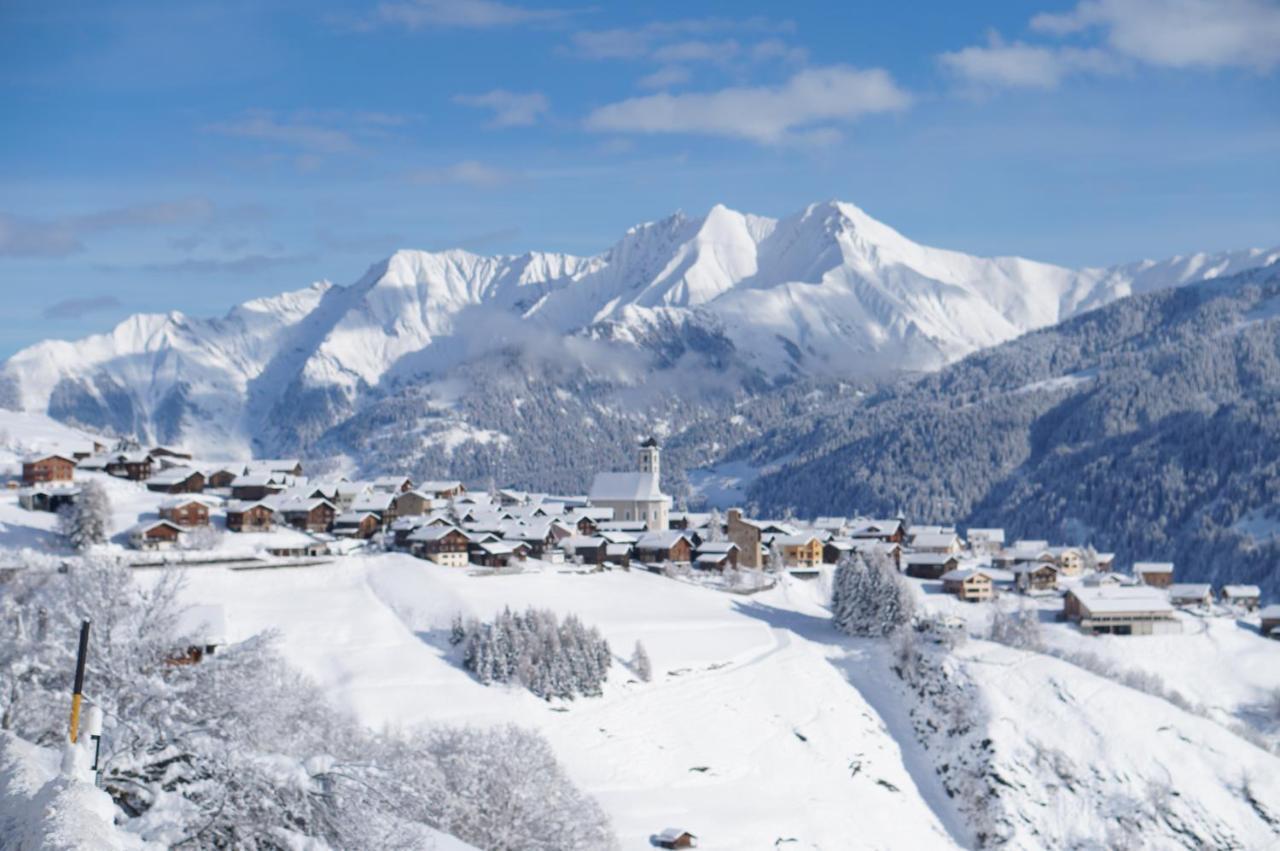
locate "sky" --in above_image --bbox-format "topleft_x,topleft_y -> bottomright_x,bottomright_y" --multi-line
1,0 -> 1278,356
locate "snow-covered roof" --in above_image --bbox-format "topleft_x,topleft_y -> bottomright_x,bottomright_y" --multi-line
159,495 -> 216,509
903,553 -> 958,565
225,499 -> 273,512
910,532 -> 959,548
408,525 -> 465,542
636,530 -> 692,549
1168,583 -> 1212,598
1260,604 -> 1280,619
334,512 -> 378,524
696,541 -> 738,554
420,480 -> 463,492
232,473 -> 282,488
1222,585 -> 1261,598
941,568 -> 990,582
773,533 -> 823,547
148,466 -> 203,483
588,471 -> 665,502
605,543 -> 632,556
1011,562 -> 1057,574
966,528 -> 1005,542
696,552 -> 730,563
1069,586 -> 1174,615
351,492 -> 395,512
658,828 -> 695,841
128,519 -> 183,535
1134,561 -> 1174,574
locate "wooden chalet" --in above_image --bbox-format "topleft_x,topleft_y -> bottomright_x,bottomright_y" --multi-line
281,499 -> 336,533
1168,583 -> 1213,608
128,519 -> 184,550
1220,585 -> 1261,611
941,568 -> 995,602
372,475 -> 414,493
148,446 -> 193,461
1134,562 -> 1175,589
226,501 -> 274,532
21,454 -> 75,485
159,498 -> 211,528
206,468 -> 239,489
334,512 -> 380,539
105,452 -> 153,481
391,490 -> 434,517
1013,562 -> 1058,594
694,541 -> 739,570
18,485 -> 80,513
146,467 -> 206,494
774,534 -> 824,568
409,526 -> 470,567
419,479 -> 466,499
848,518 -> 906,544
634,530 -> 694,564
655,829 -> 697,849
904,553 -> 960,580
230,474 -> 286,501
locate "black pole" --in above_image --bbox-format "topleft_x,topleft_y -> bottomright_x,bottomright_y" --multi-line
69,619 -> 90,743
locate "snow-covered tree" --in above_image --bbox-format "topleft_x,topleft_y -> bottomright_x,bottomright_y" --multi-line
630,640 -> 652,682
179,524 -> 219,551
989,602 -> 1042,650
831,552 -> 914,637
458,607 -> 612,699
706,508 -> 724,542
57,480 -> 111,551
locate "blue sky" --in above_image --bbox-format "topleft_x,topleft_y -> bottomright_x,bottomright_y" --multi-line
2,0 -> 1278,355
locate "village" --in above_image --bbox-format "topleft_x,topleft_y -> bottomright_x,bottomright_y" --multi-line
9,435 -> 1279,643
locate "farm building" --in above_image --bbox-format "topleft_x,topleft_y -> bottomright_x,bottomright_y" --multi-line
1220,585 -> 1261,611
18,485 -> 80,513
1168,584 -> 1213,608
1134,562 -> 1175,588
409,526 -> 470,567
1064,587 -> 1181,635
1013,562 -> 1058,594
903,553 -> 959,580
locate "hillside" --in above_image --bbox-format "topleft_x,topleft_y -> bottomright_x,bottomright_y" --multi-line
746,265 -> 1280,594
2,202 -> 1273,492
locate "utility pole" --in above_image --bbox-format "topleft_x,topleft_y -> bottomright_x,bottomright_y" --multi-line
68,619 -> 90,743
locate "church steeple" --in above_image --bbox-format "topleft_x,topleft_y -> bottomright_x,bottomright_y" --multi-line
638,436 -> 660,478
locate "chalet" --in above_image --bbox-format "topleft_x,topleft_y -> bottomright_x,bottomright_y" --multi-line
409,526 -> 470,566
1261,605 -> 1280,637
333,512 -> 380,539
563,536 -> 607,565
773,534 -> 824,568
280,499 -> 336,533
604,542 -> 632,567
813,516 -> 849,534
18,485 -> 80,513
470,540 -> 517,568
1084,571 -> 1132,587
159,497 -> 211,528
1168,583 -> 1213,609
849,518 -> 906,544
105,452 -> 153,481
694,541 -> 740,570
1220,585 -> 1261,611
75,455 -> 109,472
941,568 -> 995,602
566,512 -> 601,536
21,454 -> 75,485
249,459 -> 303,477
910,531 -> 962,555
420,480 -> 466,500
904,553 -> 960,580
225,501 -> 274,532
670,511 -> 713,532
1095,552 -> 1116,572
148,445 -> 192,462
206,468 -> 239,489
655,829 -> 697,849
145,467 -> 206,494
69,441 -> 107,461
128,519 -> 184,551
1134,562 -> 1175,589
823,538 -> 855,565
1006,540 -> 1051,565
391,490 -> 434,517
1013,562 -> 1058,594
351,491 -> 395,522
966,528 -> 1005,556
230,473 -> 286,501
372,475 -> 414,493
634,530 -> 694,564
1064,586 -> 1181,635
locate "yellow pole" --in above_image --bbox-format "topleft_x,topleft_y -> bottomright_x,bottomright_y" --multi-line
68,619 -> 90,743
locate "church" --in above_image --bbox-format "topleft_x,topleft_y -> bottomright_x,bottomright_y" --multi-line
588,437 -> 671,531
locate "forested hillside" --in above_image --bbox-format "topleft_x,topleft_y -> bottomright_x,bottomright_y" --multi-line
746,267 -> 1280,592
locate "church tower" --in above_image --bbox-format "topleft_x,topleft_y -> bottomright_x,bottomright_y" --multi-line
638,436 -> 660,479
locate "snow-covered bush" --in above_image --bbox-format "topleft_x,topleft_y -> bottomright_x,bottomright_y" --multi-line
56,481 -> 111,551
178,525 -> 219,551
831,553 -> 914,637
988,602 -> 1042,650
459,606 -> 612,699
0,558 -> 615,849
630,640 -> 652,682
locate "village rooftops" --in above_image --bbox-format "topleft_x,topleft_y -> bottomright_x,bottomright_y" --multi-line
636,530 -> 693,549
159,494 -> 217,509
1011,561 -> 1057,574
1168,583 -> 1212,599
408,525 -> 466,542
910,531 -> 960,548
967,528 -> 1006,542
1222,585 -> 1261,598
588,471 -> 665,502
1134,561 -> 1175,575
696,540 -> 738,554
940,567 -> 990,582
903,552 -> 959,565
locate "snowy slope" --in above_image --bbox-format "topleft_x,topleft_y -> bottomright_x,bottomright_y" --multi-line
2,201 -> 1275,460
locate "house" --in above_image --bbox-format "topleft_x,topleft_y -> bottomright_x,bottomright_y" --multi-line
967,528 -> 1005,556
372,475 -> 414,493
206,468 -> 239,489
823,538 -> 855,565
145,467 -> 206,494
351,491 -> 395,522
333,512 -> 380,539
1013,562 -> 1058,594
773,534 -> 824,568
941,568 -> 995,602
21,454 -> 75,485
470,540 -> 516,568
18,485 -> 80,513
1260,605 -> 1280,637
604,542 -> 632,567
903,553 -> 960,580
280,498 -> 336,533
849,518 -> 906,544
148,445 -> 192,461
230,473 -> 286,501
391,490 -> 434,517
159,497 -> 211,528
563,536 -> 607,565
1084,571 -> 1132,587
724,508 -> 764,568
128,519 -> 184,550
634,530 -> 694,564
249,459 -> 303,477
654,829 -> 697,849
1168,583 -> 1213,608
694,541 -> 740,570
1134,562 -> 1175,589
420,480 -> 467,500
1095,552 -> 1116,572
1047,547 -> 1085,577
910,531 -> 962,555
104,452 -> 153,481
225,501 -> 274,532
1220,585 -> 1261,611
588,438 -> 670,531
409,526 -> 470,567
1064,586 -> 1181,635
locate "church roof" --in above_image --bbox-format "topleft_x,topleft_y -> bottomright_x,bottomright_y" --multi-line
589,472 -> 665,502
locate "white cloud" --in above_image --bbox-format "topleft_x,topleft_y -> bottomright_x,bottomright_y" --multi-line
453,90 -> 550,127
408,160 -> 512,187
373,0 -> 571,30
650,39 -> 740,65
1031,0 -> 1280,71
205,112 -> 358,154
0,199 -> 216,258
636,66 -> 692,90
939,32 -> 1118,89
584,65 -> 911,144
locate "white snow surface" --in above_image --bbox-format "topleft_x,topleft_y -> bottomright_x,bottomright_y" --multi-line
4,200 -> 1275,457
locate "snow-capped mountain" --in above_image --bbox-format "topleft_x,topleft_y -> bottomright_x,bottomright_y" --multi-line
1,200 -> 1276,460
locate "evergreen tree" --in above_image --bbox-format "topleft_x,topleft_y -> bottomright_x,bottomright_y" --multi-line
630,640 -> 652,682
58,479 -> 112,551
